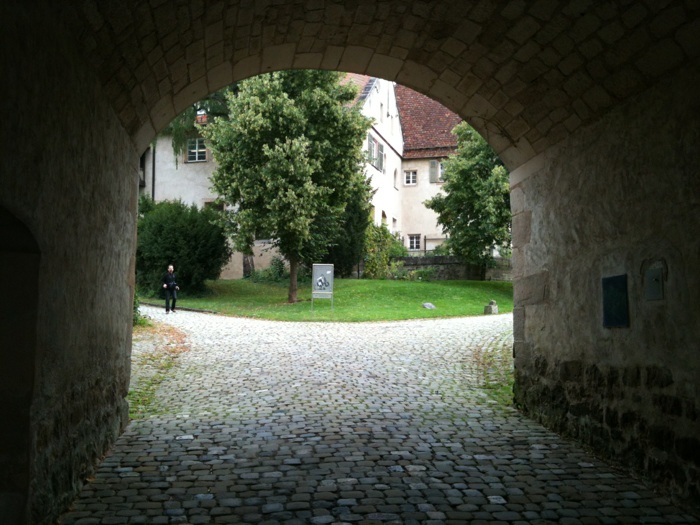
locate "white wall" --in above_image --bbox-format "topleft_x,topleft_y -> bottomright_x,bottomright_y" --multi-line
360,79 -> 404,234
141,136 -> 218,208
400,158 -> 446,252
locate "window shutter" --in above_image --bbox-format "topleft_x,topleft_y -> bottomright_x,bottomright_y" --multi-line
429,160 -> 438,183
378,143 -> 385,172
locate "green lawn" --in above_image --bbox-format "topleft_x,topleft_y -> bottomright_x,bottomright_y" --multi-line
147,278 -> 513,322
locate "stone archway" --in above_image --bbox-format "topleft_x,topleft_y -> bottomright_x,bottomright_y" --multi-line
0,208 -> 40,525
3,2 -> 700,521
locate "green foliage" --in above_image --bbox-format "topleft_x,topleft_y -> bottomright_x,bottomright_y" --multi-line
160,85 -> 237,164
424,122 -> 511,266
386,261 -> 437,281
323,176 -> 374,277
363,224 -> 408,279
133,293 -> 152,327
431,243 -> 452,256
387,260 -> 407,280
136,198 -> 232,295
202,70 -> 372,302
138,193 -> 156,216
250,256 -> 288,283
412,267 -> 437,281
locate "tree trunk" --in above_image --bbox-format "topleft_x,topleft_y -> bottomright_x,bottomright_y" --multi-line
242,254 -> 255,278
287,258 -> 298,303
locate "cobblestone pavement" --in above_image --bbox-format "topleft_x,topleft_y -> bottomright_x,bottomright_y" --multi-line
59,306 -> 698,524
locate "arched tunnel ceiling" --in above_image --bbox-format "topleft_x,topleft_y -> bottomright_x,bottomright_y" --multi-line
66,0 -> 700,169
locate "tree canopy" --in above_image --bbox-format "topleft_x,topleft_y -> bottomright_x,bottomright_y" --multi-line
201,70 -> 372,302
424,122 -> 511,266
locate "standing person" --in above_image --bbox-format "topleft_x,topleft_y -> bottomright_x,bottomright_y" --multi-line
162,264 -> 180,313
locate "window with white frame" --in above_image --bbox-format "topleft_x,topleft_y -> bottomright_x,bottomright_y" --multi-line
187,138 -> 207,162
439,162 -> 446,182
409,234 -> 421,250
377,142 -> 385,172
404,170 -> 417,185
367,134 -> 385,173
367,134 -> 376,166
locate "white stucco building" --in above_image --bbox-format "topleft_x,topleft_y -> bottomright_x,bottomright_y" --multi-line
395,83 -> 462,253
139,76 -> 462,276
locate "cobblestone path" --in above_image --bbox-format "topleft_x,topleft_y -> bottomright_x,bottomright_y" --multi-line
59,306 -> 698,524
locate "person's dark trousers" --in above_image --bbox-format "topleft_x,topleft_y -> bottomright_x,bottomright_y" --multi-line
165,288 -> 177,312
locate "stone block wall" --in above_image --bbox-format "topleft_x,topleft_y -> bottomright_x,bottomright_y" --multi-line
392,256 -> 486,280
2,4 -> 137,523
511,67 -> 700,502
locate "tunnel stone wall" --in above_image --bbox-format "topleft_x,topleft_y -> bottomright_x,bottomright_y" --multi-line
512,67 -> 700,502
2,4 -> 137,523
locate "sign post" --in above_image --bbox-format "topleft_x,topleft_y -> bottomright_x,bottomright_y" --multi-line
312,264 -> 334,311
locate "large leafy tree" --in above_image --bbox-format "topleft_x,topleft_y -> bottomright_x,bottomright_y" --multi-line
425,122 -> 511,266
202,70 -> 372,302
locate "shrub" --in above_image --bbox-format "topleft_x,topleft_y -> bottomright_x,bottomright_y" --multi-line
250,257 -> 314,284
411,267 -> 437,281
136,198 -> 232,295
431,242 -> 451,256
387,260 -> 408,280
385,262 -> 437,282
363,224 -> 408,279
250,256 -> 288,283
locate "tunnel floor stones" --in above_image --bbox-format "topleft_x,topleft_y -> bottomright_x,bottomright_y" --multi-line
59,306 -> 698,524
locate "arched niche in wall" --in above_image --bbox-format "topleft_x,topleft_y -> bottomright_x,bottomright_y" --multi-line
0,206 -> 40,525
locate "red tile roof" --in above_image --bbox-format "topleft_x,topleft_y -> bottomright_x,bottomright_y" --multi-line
395,84 -> 462,159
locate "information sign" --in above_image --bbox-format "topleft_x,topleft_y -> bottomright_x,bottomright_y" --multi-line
312,264 -> 334,309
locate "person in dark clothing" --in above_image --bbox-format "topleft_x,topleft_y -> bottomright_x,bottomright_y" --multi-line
162,264 -> 180,313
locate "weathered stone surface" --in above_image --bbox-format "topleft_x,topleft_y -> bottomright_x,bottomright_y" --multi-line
513,271 -> 549,305
391,256 -> 487,281
483,300 -> 498,314
3,6 -> 135,523
646,366 -> 675,388
512,65 -> 700,504
511,210 -> 532,248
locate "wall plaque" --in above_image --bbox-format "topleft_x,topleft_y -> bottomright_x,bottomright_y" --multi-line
602,274 -> 630,328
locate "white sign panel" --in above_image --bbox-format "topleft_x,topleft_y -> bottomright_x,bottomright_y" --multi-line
312,264 -> 334,299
